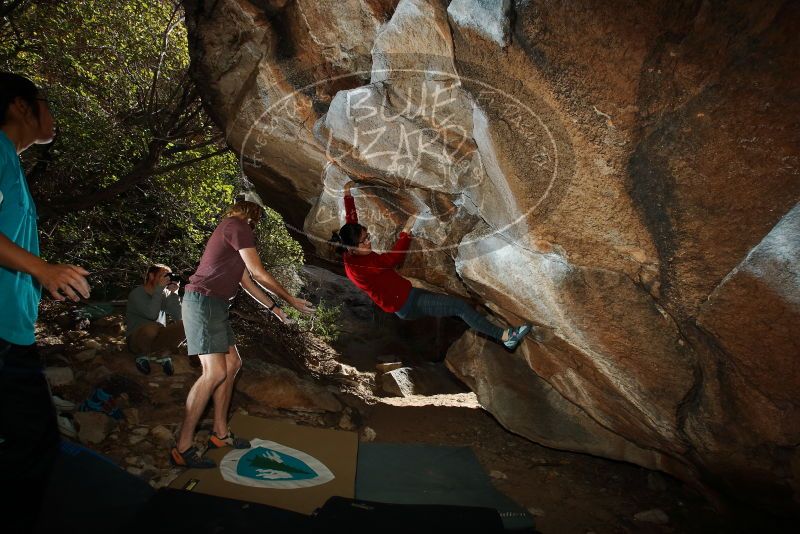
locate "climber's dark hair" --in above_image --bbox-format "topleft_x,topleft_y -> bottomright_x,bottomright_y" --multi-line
329,223 -> 365,255
0,72 -> 41,126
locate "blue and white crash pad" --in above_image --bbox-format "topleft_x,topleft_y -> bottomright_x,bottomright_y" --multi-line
170,414 -> 358,515
220,438 -> 335,489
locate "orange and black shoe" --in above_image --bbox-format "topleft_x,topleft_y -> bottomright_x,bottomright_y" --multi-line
169,446 -> 216,469
208,430 -> 251,450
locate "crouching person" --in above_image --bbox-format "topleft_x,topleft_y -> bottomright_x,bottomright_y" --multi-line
126,263 -> 185,376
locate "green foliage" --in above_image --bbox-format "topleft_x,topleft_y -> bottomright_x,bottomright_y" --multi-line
255,207 -> 305,294
0,1 -> 309,300
1,2 -> 343,351
285,300 -> 341,343
47,153 -> 238,292
252,212 -> 341,342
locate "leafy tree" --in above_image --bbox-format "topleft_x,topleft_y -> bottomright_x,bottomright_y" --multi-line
1,0 -> 340,341
1,0 -> 236,294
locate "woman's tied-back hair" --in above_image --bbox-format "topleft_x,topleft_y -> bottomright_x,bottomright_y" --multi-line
224,200 -> 263,226
144,263 -> 171,283
329,223 -> 365,255
0,72 -> 41,126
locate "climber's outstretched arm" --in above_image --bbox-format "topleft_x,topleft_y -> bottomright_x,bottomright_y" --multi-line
344,180 -> 358,224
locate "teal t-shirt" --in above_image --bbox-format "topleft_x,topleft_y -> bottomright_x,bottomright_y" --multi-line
0,130 -> 40,345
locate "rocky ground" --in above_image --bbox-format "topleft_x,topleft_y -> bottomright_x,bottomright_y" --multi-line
35,267 -> 778,533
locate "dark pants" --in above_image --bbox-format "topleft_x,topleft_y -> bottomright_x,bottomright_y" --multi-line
0,339 -> 59,533
395,289 -> 505,341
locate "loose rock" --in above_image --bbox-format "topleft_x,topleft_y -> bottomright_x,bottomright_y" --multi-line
634,509 -> 669,524
74,411 -> 115,444
44,366 -> 74,387
150,425 -> 174,445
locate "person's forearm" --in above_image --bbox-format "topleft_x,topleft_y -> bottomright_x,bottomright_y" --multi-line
0,232 -> 46,277
250,270 -> 294,303
241,277 -> 278,309
381,232 -> 412,267
0,231 -> 91,302
239,248 -> 296,303
344,193 -> 358,224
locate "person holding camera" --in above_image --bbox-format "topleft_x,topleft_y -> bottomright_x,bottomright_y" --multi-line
125,263 -> 185,375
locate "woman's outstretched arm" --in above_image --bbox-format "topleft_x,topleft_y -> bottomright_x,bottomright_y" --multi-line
240,270 -> 294,324
374,214 -> 417,268
344,181 -> 358,224
239,247 -> 315,315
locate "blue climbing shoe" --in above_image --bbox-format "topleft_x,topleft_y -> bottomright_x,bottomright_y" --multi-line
78,388 -> 124,420
170,446 -> 216,469
503,324 -> 532,351
135,356 -> 151,375
208,430 -> 251,450
161,358 -> 174,376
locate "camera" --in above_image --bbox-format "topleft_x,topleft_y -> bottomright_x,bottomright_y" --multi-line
166,272 -> 182,284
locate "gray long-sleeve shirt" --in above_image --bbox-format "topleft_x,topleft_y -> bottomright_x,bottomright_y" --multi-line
125,285 -> 182,338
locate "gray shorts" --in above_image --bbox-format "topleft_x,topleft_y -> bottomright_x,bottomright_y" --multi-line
182,291 -> 235,356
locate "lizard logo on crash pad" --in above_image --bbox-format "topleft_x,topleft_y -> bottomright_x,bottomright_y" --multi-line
220,439 -> 335,489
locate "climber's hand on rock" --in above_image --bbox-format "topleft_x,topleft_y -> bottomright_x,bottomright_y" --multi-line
344,181 -> 356,196
402,214 -> 417,235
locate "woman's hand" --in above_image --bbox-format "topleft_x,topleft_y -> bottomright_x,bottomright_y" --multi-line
288,296 -> 316,315
34,262 -> 91,302
344,180 -> 355,196
272,306 -> 296,325
401,213 -> 417,235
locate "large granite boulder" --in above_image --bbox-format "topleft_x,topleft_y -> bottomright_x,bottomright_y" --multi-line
183,0 -> 800,514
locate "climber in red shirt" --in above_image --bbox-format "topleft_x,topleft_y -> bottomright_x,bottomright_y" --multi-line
330,181 -> 532,351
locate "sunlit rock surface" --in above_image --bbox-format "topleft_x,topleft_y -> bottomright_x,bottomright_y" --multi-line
184,0 -> 800,512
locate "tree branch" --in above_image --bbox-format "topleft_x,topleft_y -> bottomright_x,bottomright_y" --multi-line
39,139 -> 166,216
146,3 -> 184,112
149,146 -> 229,177
38,145 -> 229,216
163,136 -> 224,156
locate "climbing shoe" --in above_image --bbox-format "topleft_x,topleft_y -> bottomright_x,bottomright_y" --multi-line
169,446 -> 216,469
135,356 -> 151,375
161,358 -> 174,376
503,324 -> 532,351
208,430 -> 251,450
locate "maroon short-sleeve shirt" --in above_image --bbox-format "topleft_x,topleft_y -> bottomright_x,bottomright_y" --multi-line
185,217 -> 256,300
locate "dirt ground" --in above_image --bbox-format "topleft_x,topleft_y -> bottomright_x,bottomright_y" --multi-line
36,280 -> 789,533
364,396 -> 715,534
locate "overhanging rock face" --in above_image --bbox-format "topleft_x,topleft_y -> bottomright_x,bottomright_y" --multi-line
183,0 -> 800,512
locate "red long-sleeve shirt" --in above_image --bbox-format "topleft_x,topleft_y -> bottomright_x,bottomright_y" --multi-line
343,193 -> 413,312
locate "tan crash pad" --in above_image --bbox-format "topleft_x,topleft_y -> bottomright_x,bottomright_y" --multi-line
170,413 -> 358,514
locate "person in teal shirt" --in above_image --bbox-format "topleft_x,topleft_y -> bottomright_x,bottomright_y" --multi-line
0,72 -> 91,532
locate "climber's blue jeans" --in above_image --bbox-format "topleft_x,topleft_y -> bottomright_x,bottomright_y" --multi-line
395,288 -> 504,341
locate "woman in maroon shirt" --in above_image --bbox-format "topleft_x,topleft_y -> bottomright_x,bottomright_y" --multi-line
331,181 -> 531,351
171,199 -> 314,469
